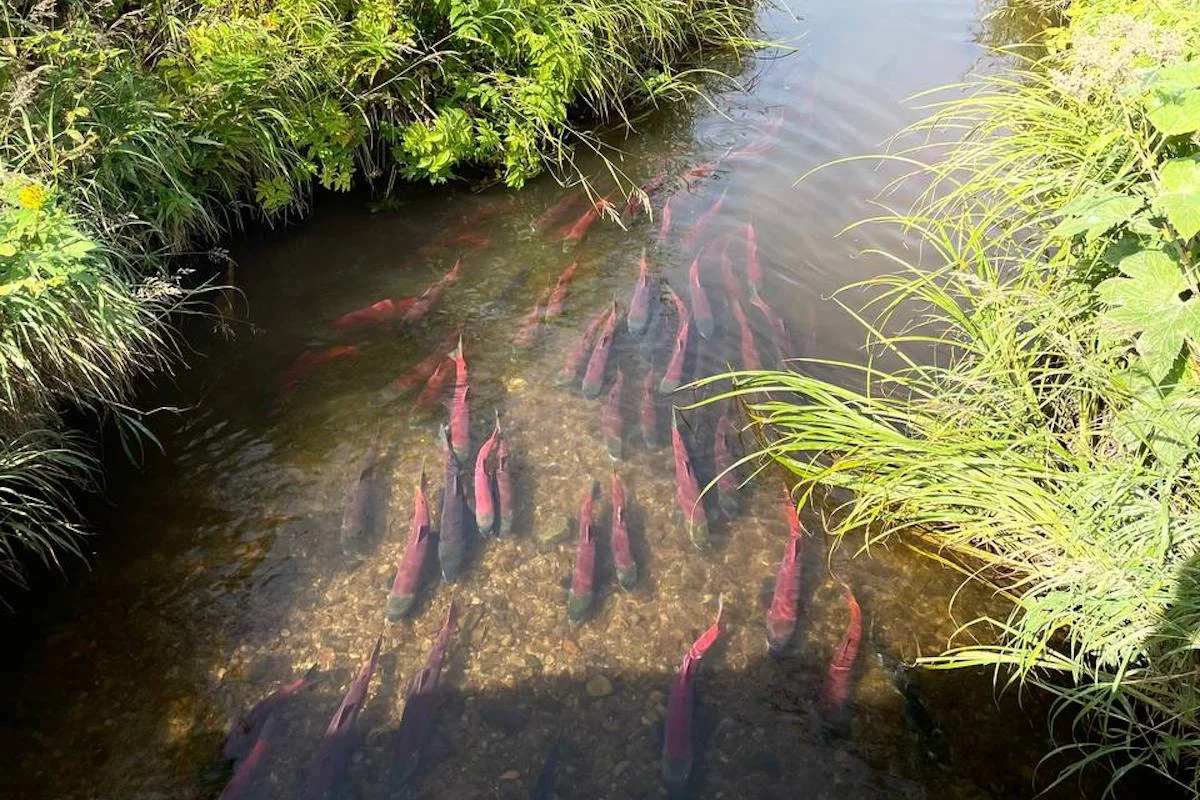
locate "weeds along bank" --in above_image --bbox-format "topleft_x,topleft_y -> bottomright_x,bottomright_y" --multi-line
0,0 -> 754,586
710,0 -> 1200,793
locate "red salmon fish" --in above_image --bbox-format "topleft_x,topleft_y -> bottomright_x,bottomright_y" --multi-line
659,305 -> 690,396
680,188 -> 727,253
559,198 -> 608,250
224,664 -> 319,761
751,293 -> 792,364
671,413 -> 709,548
623,169 -> 670,219
713,412 -> 739,519
567,481 -> 599,623
534,190 -> 587,232
299,637 -> 382,800
610,471 -> 637,590
819,586 -> 863,716
766,487 -> 804,654
545,261 -> 579,318
627,248 -> 654,336
717,235 -> 745,304
412,356 -> 454,413
331,297 -> 417,332
687,249 -> 714,340
381,328 -> 462,400
658,191 -> 677,244
387,465 -> 432,622
513,287 -> 551,348
731,298 -> 761,371
438,424 -> 468,583
495,423 -> 514,537
663,600 -> 722,797
640,368 -> 661,448
279,345 -> 359,397
744,223 -> 763,294
474,412 -> 501,536
581,300 -> 620,400
218,714 -> 277,800
681,160 -> 716,183
602,368 -> 625,461
449,336 -> 470,463
558,306 -> 609,386
391,603 -> 458,786
402,258 -> 462,324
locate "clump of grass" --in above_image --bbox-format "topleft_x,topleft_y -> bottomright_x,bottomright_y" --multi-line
699,0 -> 1200,793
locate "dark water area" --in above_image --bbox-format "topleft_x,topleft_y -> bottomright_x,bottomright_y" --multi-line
0,1 -> 1173,799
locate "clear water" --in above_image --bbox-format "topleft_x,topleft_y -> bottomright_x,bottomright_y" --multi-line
0,1 -> 1168,799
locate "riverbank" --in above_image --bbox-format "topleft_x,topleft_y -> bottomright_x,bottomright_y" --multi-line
719,0 -> 1200,792
0,0 -> 755,587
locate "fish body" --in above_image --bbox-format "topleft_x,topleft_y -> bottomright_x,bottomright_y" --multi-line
496,430 -> 514,537
279,345 -> 359,396
412,356 -> 455,412
529,738 -> 562,800
474,414 -> 501,536
299,637 -> 382,800
610,472 -> 637,590
627,249 -> 653,336
744,223 -> 763,294
819,588 -> 863,714
449,337 -> 470,463
224,664 -> 319,761
331,297 -> 416,332
581,301 -> 619,399
567,482 -> 598,623
602,369 -> 625,460
657,192 -> 677,244
623,169 -> 670,220
663,603 -> 722,797
560,200 -> 604,250
659,312 -> 690,396
680,189 -> 727,253
402,258 -> 462,324
534,191 -> 585,232
383,329 -> 462,400
513,288 -> 550,348
558,306 -> 608,386
731,299 -> 761,371
340,439 -> 384,560
750,293 -> 792,364
681,160 -> 715,183
713,413 -> 739,519
717,236 -> 744,304
765,489 -> 804,654
671,415 -> 708,548
545,261 -> 579,318
640,369 -> 661,448
687,251 -> 714,339
392,604 -> 458,786
219,715 -> 276,800
438,425 -> 468,582
387,467 -> 432,622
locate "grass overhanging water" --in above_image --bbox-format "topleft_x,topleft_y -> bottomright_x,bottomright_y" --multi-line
701,0 -> 1200,793
0,0 -> 759,587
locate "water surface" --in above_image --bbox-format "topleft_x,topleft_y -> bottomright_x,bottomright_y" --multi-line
0,1 -> 1159,799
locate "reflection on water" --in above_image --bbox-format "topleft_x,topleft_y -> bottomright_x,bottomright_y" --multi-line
0,1 -> 1171,799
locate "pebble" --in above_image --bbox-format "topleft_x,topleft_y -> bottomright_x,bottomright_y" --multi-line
585,675 -> 614,698
499,770 -> 520,780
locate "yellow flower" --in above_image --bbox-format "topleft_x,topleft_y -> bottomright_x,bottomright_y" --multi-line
16,183 -> 48,210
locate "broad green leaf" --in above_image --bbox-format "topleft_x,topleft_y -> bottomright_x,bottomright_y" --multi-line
1097,249 -> 1200,381
1050,191 -> 1143,241
1146,88 -> 1200,136
1153,157 -> 1200,240
1113,364 -> 1200,468
1144,61 -> 1200,94
0,242 -> 15,258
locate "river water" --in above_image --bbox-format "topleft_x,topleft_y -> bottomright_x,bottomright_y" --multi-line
0,1 -> 1164,799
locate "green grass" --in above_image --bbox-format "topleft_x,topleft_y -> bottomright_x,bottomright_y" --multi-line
697,0 -> 1200,793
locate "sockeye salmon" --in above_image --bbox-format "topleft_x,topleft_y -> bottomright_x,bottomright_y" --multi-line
713,412 -> 739,519
558,306 -> 609,387
386,465 -> 432,622
680,188 -> 727,253
412,356 -> 455,413
438,425 -> 468,582
378,328 -> 461,402
819,586 -> 863,717
765,487 -> 804,655
671,413 -> 709,549
331,297 -> 416,332
473,412 -> 501,536
279,345 -> 359,397
626,248 -> 654,336
298,637 -> 381,800
659,296 -> 691,396
545,261 -> 579,318
610,471 -> 638,590
513,287 -> 551,348
340,437 -> 385,560
449,336 -> 470,463
391,603 -> 458,786
224,663 -> 319,761
662,600 -> 722,798
219,715 -> 277,800
495,422 -> 515,537
402,258 -> 462,324
581,301 -> 619,400
567,481 -> 599,623
744,223 -> 763,295
687,249 -> 714,340
730,298 -> 761,371
750,292 -> 792,364
640,368 -> 662,448
602,368 -> 625,461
